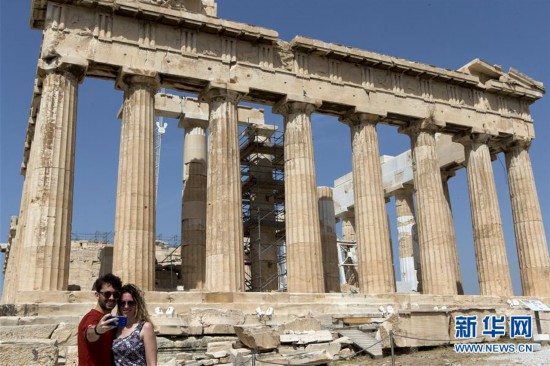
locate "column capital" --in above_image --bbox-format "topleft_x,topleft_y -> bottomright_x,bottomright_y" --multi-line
399,117 -> 445,137
394,184 -> 415,196
453,132 -> 494,147
339,111 -> 383,127
38,56 -> 88,82
317,186 -> 333,200
440,169 -> 456,182
178,116 -> 209,130
272,95 -> 321,116
502,136 -> 532,152
199,81 -> 248,104
116,68 -> 160,92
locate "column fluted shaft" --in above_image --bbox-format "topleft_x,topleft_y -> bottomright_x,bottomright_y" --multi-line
505,142 -> 550,296
463,135 -> 513,296
441,171 -> 464,294
180,121 -> 207,290
2,122 -> 36,303
318,187 -> 340,293
394,187 -> 420,291
408,123 -> 457,295
202,87 -> 245,292
275,100 -> 324,293
348,113 -> 395,294
113,74 -> 158,290
17,65 -> 84,292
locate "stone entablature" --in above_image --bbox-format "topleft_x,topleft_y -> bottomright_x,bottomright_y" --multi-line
20,1 -> 543,175
5,0 -> 548,301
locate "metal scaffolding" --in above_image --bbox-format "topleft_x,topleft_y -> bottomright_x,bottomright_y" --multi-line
240,124 -> 287,292
337,239 -> 359,288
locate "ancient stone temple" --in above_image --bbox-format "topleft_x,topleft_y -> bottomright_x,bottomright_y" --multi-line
1,1 -> 550,364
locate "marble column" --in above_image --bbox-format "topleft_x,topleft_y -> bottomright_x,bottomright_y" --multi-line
344,113 -> 395,294
17,61 -> 86,292
505,140 -> 550,296
440,170 -> 464,294
201,83 -> 247,292
1,217 -> 20,303
179,118 -> 208,290
406,121 -> 457,295
394,187 -> 420,292
113,72 -> 159,290
274,97 -> 324,293
317,187 -> 340,293
461,134 -> 512,296
247,127 -> 279,292
2,112 -> 38,304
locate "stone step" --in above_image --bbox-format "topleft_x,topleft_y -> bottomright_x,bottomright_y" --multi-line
338,329 -> 383,358
0,315 -> 81,326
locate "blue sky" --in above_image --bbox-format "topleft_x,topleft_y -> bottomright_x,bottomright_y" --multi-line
1,0 -> 549,296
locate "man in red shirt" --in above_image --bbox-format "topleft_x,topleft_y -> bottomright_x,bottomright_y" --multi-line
78,273 -> 122,365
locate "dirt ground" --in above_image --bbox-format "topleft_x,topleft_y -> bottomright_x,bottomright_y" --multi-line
332,344 -> 550,366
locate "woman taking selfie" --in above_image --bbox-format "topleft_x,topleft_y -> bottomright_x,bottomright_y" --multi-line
112,284 -> 157,366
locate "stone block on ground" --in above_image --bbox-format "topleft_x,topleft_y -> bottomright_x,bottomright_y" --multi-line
206,350 -> 227,359
154,316 -> 202,336
287,350 -> 333,365
234,325 -> 280,351
206,340 -> 234,353
305,341 -> 341,357
278,318 -> 322,332
229,348 -> 252,365
199,309 -> 245,334
280,330 -> 333,345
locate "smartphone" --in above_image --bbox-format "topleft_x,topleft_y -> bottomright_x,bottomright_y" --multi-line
107,315 -> 128,327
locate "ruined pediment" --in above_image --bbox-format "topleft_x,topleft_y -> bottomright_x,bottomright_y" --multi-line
459,58 -> 545,93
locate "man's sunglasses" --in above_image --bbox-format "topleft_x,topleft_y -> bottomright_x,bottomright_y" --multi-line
118,300 -> 136,307
99,291 -> 120,299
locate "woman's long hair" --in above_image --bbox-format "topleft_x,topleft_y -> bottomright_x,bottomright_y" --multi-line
118,284 -> 151,323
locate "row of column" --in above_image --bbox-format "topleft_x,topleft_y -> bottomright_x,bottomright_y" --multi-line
3,62 -> 550,302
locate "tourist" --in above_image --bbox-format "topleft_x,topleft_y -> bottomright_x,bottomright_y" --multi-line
112,284 -> 158,366
77,272 -> 123,365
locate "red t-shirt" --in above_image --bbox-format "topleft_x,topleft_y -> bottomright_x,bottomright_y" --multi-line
77,308 -> 115,366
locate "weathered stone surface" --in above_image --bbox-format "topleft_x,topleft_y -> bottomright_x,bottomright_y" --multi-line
154,316 -> 203,336
206,341 -> 234,354
305,342 -> 341,357
176,352 -> 194,360
278,318 -> 321,332
0,324 -> 57,340
257,350 -> 333,365
0,339 -> 58,366
205,350 -> 227,359
287,350 -> 333,365
280,330 -> 333,345
64,345 -> 78,366
230,348 -> 252,366
234,325 -> 279,350
200,309 -> 245,334
338,347 -> 354,358
51,322 -> 77,347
